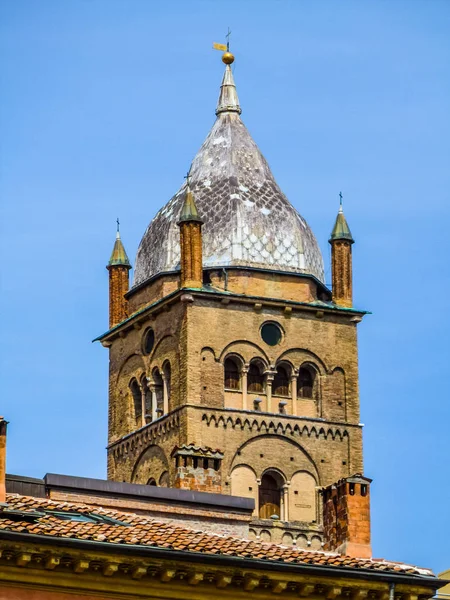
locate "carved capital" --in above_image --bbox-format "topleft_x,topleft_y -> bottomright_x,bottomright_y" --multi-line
131,566 -> 147,580
272,581 -> 288,594
45,556 -> 60,570
244,576 -> 260,591
188,572 -> 204,585
216,574 -> 233,588
73,559 -> 90,573
16,553 -> 31,567
160,569 -> 176,582
299,584 -> 316,597
103,562 -> 119,577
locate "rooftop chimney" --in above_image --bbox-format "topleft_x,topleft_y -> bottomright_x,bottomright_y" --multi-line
0,417 -> 8,505
322,473 -> 372,559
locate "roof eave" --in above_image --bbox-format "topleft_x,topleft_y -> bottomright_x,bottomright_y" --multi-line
0,529 -> 442,589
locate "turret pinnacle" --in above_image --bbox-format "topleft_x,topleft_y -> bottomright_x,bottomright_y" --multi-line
108,221 -> 131,268
216,58 -> 241,116
178,183 -> 203,224
329,194 -> 354,243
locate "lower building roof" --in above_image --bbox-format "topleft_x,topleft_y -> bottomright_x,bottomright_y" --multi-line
0,493 -> 436,581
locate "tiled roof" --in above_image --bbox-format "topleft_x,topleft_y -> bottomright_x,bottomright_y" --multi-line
0,494 -> 433,577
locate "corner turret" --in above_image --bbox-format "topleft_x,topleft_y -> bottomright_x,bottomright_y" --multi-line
177,180 -> 203,289
107,221 -> 131,327
329,194 -> 354,307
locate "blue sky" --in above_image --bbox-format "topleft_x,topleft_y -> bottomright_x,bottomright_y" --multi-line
1,0 -> 449,573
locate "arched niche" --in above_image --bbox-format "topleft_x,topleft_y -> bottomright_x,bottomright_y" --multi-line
131,445 -> 169,485
288,471 -> 317,523
230,435 -> 319,484
230,465 -> 258,517
201,347 -> 223,408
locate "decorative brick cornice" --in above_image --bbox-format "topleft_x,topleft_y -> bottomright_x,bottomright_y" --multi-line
201,411 -> 350,441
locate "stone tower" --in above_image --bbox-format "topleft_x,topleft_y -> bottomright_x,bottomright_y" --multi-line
96,52 -> 367,548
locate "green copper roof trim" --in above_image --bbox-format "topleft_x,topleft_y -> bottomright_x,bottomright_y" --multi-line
108,232 -> 131,268
177,186 -> 203,224
329,208 -> 354,243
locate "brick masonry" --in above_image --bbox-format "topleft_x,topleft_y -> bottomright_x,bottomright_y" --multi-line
104,255 -> 365,546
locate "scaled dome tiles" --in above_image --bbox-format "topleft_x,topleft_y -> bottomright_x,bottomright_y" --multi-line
133,66 -> 325,288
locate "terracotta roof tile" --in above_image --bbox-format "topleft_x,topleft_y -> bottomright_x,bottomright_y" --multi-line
0,494 -> 433,577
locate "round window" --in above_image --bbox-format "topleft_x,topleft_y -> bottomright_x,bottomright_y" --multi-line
143,328 -> 155,355
261,322 -> 282,346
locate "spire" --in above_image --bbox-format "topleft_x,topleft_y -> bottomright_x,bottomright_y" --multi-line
329,193 -> 354,243
108,219 -> 131,267
216,52 -> 241,116
178,179 -> 203,224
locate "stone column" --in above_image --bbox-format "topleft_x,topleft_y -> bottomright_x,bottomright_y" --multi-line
162,374 -> 169,415
149,382 -> 158,422
140,387 -> 146,427
255,478 -> 261,518
291,369 -> 298,416
282,484 -> 290,521
242,365 -> 249,410
265,372 -> 275,413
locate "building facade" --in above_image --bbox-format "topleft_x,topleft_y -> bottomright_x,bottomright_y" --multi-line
96,50 -> 365,548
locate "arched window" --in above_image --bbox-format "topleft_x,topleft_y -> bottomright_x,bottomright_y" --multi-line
140,375 -> 152,424
247,361 -> 265,393
273,365 -> 290,396
152,368 -> 164,417
298,365 -> 316,399
259,472 -> 283,519
163,362 -> 171,412
224,357 -> 240,390
129,378 -> 142,423
147,478 -> 157,486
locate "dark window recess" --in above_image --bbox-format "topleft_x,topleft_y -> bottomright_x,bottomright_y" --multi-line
261,322 -> 282,346
224,357 -> 240,390
130,379 -> 142,419
143,328 -> 155,355
297,366 -> 316,399
203,270 -> 212,285
273,365 -> 289,396
248,363 -> 264,393
259,473 -> 281,519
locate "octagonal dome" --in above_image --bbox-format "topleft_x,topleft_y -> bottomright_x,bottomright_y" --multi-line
133,63 -> 324,288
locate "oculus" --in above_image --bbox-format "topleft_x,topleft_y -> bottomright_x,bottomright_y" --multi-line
143,328 -> 155,355
261,322 -> 282,346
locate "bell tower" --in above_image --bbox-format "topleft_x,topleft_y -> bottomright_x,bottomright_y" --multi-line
97,50 -> 368,550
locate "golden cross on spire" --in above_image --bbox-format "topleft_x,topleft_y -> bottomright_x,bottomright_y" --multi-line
116,217 -> 120,233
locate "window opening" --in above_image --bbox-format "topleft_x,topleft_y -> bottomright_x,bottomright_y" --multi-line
248,363 -> 264,393
298,366 -> 316,399
273,365 -> 289,396
224,357 -> 240,390
129,379 -> 142,420
259,473 -> 282,519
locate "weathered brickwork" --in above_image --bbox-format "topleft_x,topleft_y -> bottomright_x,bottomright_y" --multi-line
331,240 -> 353,308
107,266 -> 130,328
180,221 -> 203,289
105,265 -> 365,543
322,474 -> 372,558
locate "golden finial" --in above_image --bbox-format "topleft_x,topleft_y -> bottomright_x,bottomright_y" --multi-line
213,27 -> 235,64
222,51 -> 234,65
